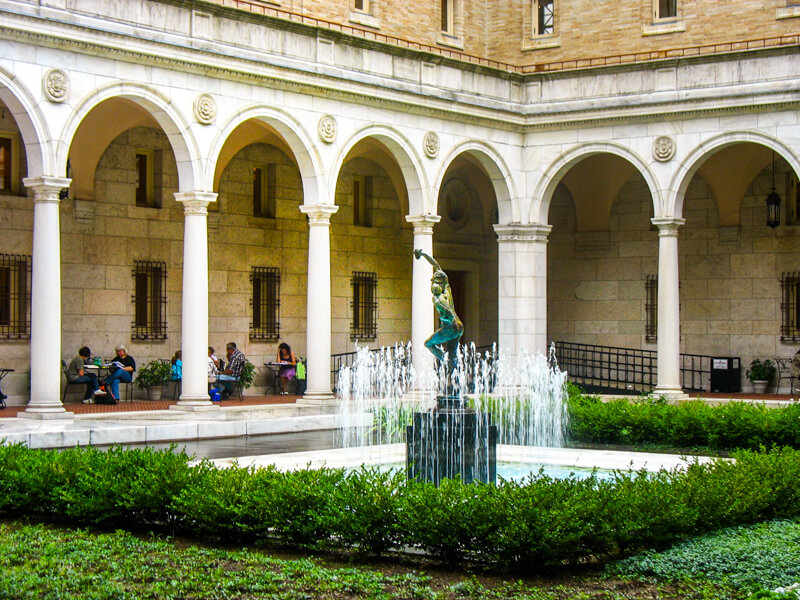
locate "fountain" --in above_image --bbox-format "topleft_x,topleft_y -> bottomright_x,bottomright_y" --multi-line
337,250 -> 569,486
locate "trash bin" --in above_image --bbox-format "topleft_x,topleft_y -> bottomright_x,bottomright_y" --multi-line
710,357 -> 741,393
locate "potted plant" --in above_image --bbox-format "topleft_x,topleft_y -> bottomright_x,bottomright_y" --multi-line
136,360 -> 172,401
746,358 -> 776,394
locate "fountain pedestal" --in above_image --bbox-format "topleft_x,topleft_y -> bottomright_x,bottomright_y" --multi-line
406,396 -> 497,485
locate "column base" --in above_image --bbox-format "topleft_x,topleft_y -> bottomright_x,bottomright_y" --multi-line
652,386 -> 689,402
18,408 -> 75,420
297,392 -> 338,406
171,397 -> 221,412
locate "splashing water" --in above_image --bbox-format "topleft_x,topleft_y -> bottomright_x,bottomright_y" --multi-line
337,343 -> 569,451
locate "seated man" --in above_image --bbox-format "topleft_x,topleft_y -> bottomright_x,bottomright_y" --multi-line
216,342 -> 245,400
67,346 -> 106,404
103,344 -> 136,403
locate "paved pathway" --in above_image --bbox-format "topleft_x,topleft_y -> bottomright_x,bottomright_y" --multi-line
0,395 -> 299,418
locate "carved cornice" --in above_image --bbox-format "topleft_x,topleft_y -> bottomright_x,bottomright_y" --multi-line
651,217 -> 685,236
175,191 -> 217,215
23,176 -> 71,203
300,204 -> 339,225
0,16 -> 798,133
406,214 -> 441,234
494,223 -> 552,242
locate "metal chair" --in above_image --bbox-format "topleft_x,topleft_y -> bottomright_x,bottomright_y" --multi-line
61,360 -> 89,403
775,357 -> 797,394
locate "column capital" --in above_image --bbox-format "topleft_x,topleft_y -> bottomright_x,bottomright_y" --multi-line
23,176 -> 71,203
300,203 -> 339,225
175,191 -> 217,215
405,214 -> 441,234
494,223 -> 552,242
651,217 -> 685,236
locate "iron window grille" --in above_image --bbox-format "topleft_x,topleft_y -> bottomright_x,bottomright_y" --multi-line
645,274 -> 658,342
350,271 -> 377,341
250,266 -> 280,340
781,272 -> 800,341
131,260 -> 167,340
0,254 -> 31,340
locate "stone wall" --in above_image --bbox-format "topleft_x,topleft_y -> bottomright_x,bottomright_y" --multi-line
548,161 -> 800,389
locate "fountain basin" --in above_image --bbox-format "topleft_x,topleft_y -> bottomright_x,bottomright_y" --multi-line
204,445 -> 718,482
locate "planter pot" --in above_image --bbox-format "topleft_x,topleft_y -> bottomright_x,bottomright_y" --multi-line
147,385 -> 164,401
751,380 -> 769,394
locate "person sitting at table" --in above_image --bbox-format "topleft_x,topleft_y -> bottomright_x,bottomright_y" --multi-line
67,346 -> 106,404
171,350 -> 182,381
276,342 -> 297,396
103,344 -> 136,403
215,342 -> 245,400
207,346 -> 219,384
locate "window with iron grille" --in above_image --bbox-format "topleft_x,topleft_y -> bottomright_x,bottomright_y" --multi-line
351,271 -> 377,341
645,275 -> 658,342
131,261 -> 167,340
781,272 -> 800,341
250,267 -> 280,340
533,0 -> 554,35
0,254 -> 31,340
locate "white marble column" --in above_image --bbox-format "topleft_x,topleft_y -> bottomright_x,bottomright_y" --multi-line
406,214 -> 440,384
652,217 -> 686,399
172,191 -> 219,411
494,223 -> 552,357
20,176 -> 73,420
298,204 -> 339,404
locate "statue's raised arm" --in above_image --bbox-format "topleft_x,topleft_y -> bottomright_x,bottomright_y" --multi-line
413,249 -> 442,272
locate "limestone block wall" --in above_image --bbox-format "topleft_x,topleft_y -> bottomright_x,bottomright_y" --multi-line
212,142 -> 309,377
61,127 -> 183,372
548,163 -> 800,388
0,100 -> 31,398
331,157 -> 413,354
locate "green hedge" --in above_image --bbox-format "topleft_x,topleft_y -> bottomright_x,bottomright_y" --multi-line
2,444 -> 800,568
567,395 -> 800,450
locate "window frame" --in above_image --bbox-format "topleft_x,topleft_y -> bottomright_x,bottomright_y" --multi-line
250,266 -> 281,341
532,0 -> 554,36
0,253 -> 31,340
645,274 -> 658,342
131,260 -> 167,341
653,0 -> 678,21
350,271 -> 378,341
353,175 -> 373,227
781,272 -> 800,342
0,132 -> 20,195
253,163 -> 277,218
135,149 -> 155,208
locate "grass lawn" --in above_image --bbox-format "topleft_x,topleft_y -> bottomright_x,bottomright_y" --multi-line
0,520 -> 756,600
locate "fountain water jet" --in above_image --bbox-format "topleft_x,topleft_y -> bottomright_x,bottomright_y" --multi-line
337,251 -> 569,486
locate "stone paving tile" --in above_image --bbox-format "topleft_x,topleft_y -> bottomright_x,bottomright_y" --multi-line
0,395 -> 299,418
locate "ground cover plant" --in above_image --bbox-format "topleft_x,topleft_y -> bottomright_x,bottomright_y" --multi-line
0,521 -> 757,600
2,443 -> 800,570
607,519 -> 800,597
567,391 -> 800,451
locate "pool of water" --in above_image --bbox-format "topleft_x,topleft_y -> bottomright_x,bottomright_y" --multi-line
367,460 -> 618,482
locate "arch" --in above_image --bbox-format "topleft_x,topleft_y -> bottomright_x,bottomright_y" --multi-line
331,124 -> 427,215
0,66 -> 53,177
533,142 -> 661,225
434,140 -> 515,223
671,131 -> 800,219
209,106 -> 323,205
58,82 -> 200,193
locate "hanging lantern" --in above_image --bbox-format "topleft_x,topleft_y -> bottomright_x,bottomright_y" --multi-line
766,151 -> 782,229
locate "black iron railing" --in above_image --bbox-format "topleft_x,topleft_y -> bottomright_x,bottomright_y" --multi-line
553,341 -> 722,394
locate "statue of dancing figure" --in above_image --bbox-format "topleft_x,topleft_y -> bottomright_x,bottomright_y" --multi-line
414,249 -> 464,375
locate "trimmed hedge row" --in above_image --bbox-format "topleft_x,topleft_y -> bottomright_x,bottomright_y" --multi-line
2,444 -> 800,568
568,395 -> 800,450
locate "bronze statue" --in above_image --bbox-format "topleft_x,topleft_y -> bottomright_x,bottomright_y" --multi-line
414,249 -> 464,374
